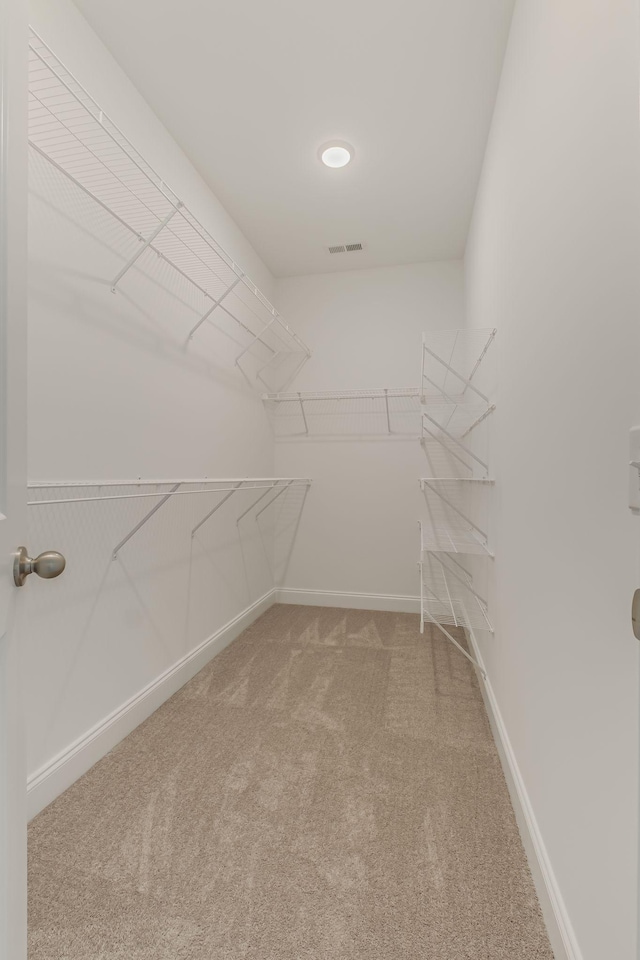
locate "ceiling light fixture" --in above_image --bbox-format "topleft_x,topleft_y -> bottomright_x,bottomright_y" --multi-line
319,141 -> 353,168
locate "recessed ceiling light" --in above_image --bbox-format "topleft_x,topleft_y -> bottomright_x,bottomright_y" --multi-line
319,141 -> 354,168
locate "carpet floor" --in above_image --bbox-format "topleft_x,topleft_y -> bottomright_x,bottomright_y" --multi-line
28,604 -> 554,959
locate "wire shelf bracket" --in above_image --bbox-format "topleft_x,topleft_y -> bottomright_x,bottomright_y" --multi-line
111,204 -> 182,292
421,410 -> 490,474
420,478 -> 494,556
420,328 -> 496,405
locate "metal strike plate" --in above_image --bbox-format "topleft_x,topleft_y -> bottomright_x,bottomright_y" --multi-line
632,589 -> 640,641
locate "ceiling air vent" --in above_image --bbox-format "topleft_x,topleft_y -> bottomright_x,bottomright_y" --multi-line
327,242 -> 364,254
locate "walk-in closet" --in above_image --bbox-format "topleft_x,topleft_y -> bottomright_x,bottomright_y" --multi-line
1,1 -> 639,958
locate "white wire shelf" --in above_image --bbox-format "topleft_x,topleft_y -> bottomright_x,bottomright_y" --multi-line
420,551 -> 493,634
263,387 -> 422,437
421,327 -> 496,404
28,31 -> 310,391
419,478 -> 494,557
28,478 -> 312,558
418,547 -> 491,676
420,402 -> 495,475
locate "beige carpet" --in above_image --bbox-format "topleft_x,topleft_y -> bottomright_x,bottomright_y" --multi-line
29,604 -> 554,959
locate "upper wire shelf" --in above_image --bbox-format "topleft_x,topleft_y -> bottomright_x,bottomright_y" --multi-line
263,387 -> 422,438
27,30 -> 310,391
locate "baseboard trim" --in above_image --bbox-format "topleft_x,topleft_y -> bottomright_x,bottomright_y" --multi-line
276,587 -> 420,614
466,631 -> 583,960
27,588 -> 277,821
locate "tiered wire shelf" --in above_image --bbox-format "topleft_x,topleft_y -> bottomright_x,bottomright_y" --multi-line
28,478 -> 312,558
420,400 -> 495,475
419,479 -> 494,557
262,387 -> 421,438
417,327 -> 497,674
28,31 -> 310,390
420,551 -> 493,633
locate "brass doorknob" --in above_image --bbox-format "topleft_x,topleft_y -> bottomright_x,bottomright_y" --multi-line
13,547 -> 66,587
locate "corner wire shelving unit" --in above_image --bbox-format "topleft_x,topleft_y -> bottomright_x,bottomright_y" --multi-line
27,478 -> 312,559
27,30 -> 310,391
262,387 -> 422,438
417,328 -> 497,675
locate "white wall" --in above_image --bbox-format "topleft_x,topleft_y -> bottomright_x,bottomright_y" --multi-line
25,0 -> 303,810
464,1 -> 640,957
274,261 -> 464,601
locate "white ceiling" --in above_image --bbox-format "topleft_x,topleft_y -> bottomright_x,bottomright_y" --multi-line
73,0 -> 515,278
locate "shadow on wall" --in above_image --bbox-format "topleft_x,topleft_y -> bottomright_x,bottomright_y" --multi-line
28,147 -> 309,393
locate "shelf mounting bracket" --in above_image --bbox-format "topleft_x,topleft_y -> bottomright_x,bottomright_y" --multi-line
111,204 -> 182,292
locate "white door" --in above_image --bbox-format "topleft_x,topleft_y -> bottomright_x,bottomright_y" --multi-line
0,1 -> 29,957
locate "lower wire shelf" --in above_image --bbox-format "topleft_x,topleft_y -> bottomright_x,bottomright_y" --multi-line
418,531 -> 492,677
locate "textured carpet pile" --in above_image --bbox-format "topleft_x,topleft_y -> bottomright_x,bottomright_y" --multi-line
28,604 -> 553,958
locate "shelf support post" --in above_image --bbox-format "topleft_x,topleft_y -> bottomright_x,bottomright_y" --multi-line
298,393 -> 309,435
384,389 -> 391,434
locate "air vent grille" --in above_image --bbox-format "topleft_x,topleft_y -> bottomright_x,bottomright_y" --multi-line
327,242 -> 364,254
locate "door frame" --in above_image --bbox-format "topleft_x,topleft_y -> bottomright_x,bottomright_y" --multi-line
0,0 -> 29,957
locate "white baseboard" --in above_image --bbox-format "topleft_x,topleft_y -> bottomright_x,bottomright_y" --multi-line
27,588 -> 277,821
276,587 -> 420,614
466,631 -> 583,960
